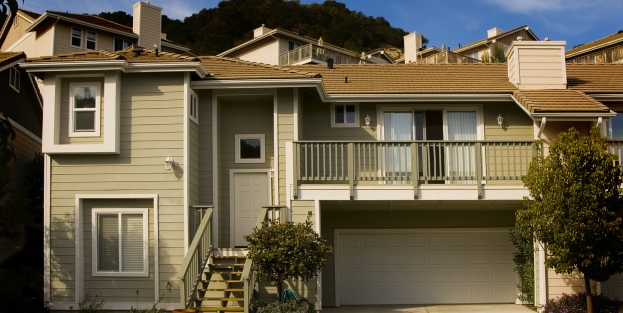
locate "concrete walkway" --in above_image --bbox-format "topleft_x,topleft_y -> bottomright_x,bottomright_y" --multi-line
322,304 -> 535,313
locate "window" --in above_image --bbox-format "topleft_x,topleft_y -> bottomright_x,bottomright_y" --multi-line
86,31 -> 97,50
9,66 -> 20,93
189,92 -> 199,124
235,134 -> 265,163
92,209 -> 148,276
114,38 -> 132,51
71,27 -> 82,47
288,41 -> 301,51
69,83 -> 101,137
466,51 -> 479,60
331,103 -> 359,127
608,112 -> 623,140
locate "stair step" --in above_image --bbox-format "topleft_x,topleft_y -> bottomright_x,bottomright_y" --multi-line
193,307 -> 244,312
212,271 -> 242,275
199,288 -> 244,292
197,297 -> 244,301
209,263 -> 245,267
203,279 -> 241,283
213,256 -> 247,259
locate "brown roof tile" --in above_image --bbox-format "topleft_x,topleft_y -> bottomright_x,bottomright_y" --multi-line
115,47 -> 199,62
513,90 -> 610,113
24,48 -> 199,63
0,52 -> 25,68
25,50 -> 122,62
567,64 -> 623,93
199,56 -> 321,79
566,31 -> 623,57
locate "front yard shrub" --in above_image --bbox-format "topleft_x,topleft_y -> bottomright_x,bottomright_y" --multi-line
510,230 -> 534,303
543,292 -> 620,313
253,299 -> 315,313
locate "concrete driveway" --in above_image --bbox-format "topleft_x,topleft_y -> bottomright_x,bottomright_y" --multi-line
322,304 -> 535,313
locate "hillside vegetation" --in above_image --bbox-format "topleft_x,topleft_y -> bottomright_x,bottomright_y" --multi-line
98,0 -> 426,56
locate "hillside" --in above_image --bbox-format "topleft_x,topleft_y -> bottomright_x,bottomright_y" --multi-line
98,0 -> 426,56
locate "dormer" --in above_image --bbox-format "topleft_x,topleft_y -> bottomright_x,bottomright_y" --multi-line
507,40 -> 567,90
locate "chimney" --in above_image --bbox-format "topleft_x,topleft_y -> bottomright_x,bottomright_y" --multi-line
507,41 -> 567,90
133,1 -> 162,50
403,31 -> 423,63
253,24 -> 273,38
488,27 -> 504,38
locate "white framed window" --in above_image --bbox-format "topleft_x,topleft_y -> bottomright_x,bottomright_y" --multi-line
86,31 -> 97,50
114,38 -> 132,51
235,134 -> 265,163
189,91 -> 199,124
9,66 -> 20,93
331,103 -> 359,127
466,51 -> 479,60
71,27 -> 82,47
91,208 -> 149,277
69,82 -> 101,137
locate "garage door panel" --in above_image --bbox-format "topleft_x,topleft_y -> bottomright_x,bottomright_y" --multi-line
338,229 -> 516,305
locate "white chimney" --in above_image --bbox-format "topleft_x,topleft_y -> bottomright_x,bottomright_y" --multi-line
507,41 -> 567,90
488,27 -> 504,38
133,1 -> 162,50
404,31 -> 423,63
253,24 -> 273,38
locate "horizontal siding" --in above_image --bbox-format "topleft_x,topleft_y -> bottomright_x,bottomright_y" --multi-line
9,25 -> 53,58
483,102 -> 533,140
9,128 -> 41,193
197,90 -> 213,205
228,38 -> 279,65
278,89 -> 293,205
189,118 -> 200,206
49,72 -> 185,304
0,15 -> 31,50
302,96 -> 375,141
547,268 -> 587,299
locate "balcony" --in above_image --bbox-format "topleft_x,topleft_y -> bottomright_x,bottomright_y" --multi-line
278,43 -> 369,65
291,141 -> 535,200
414,50 -> 481,64
568,44 -> 623,64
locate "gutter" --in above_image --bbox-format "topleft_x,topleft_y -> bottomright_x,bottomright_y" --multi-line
25,13 -> 138,38
20,60 -> 208,77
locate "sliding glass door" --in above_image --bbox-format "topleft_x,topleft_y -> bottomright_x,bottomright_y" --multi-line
446,111 -> 478,183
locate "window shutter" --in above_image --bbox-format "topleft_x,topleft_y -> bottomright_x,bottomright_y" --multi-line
121,214 -> 144,272
98,214 -> 119,271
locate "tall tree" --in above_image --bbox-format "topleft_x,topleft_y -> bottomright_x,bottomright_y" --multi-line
517,127 -> 623,313
0,0 -> 20,26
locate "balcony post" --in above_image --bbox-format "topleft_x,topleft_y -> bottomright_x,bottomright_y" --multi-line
475,142 -> 483,199
411,142 -> 419,199
293,143 -> 299,199
348,142 -> 354,199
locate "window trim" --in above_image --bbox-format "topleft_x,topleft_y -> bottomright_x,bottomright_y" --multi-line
91,208 -> 149,277
12,15 -> 18,28
9,66 -> 20,93
235,134 -> 265,164
331,103 -> 360,128
189,90 -> 199,124
85,31 -> 97,50
113,38 -> 132,52
71,27 -> 82,48
68,82 -> 101,138
465,51 -> 479,60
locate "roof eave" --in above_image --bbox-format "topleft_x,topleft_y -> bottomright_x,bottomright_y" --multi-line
25,13 -> 138,38
21,59 -> 207,77
566,37 -> 623,58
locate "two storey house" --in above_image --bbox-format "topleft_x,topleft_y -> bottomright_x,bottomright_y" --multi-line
21,39 -> 623,311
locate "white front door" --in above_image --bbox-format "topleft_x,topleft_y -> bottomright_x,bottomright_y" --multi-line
233,172 -> 270,247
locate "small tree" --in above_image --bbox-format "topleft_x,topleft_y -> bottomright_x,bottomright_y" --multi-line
244,212 -> 333,301
481,42 -> 507,63
517,127 -> 623,313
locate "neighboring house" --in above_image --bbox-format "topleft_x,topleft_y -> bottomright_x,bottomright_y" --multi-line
21,39 -> 623,312
217,24 -> 369,66
362,48 -> 395,64
566,30 -> 623,64
0,51 -> 43,264
0,1 -> 190,58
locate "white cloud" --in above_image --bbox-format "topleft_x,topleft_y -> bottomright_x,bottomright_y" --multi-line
479,0 -> 623,14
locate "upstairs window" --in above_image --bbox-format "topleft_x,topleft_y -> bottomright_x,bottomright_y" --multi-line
331,103 -> 359,127
86,31 -> 97,50
71,27 -> 82,47
235,134 -> 265,164
189,92 -> 199,124
9,67 -> 20,93
69,83 -> 100,137
288,41 -> 301,51
114,38 -> 132,51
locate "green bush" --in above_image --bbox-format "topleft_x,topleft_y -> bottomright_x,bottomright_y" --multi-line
510,230 -> 534,303
253,299 -> 315,313
543,292 -> 620,313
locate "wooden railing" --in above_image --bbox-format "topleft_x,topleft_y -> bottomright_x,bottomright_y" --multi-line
608,141 -> 623,166
293,141 -> 535,197
278,43 -> 368,65
241,206 -> 286,313
177,208 -> 213,309
189,205 -> 213,244
568,44 -> 623,64
414,50 -> 481,64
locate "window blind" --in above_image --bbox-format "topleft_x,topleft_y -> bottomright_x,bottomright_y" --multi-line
98,214 -> 119,271
121,214 -> 144,272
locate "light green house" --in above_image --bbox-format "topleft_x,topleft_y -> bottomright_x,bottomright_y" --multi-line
21,39 -> 623,312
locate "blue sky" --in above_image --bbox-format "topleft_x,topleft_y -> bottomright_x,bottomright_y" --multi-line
19,0 -> 623,50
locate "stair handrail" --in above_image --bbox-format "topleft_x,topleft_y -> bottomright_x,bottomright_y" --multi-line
177,208 -> 213,309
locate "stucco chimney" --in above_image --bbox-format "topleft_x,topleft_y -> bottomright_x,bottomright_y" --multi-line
488,27 -> 504,38
253,24 -> 273,38
507,41 -> 567,90
403,31 -> 423,63
133,1 -> 162,50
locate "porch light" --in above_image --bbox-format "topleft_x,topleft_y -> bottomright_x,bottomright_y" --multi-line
365,114 -> 371,127
497,114 -> 504,127
164,156 -> 175,171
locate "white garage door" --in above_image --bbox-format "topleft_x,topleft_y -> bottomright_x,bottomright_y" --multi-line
337,229 -> 516,305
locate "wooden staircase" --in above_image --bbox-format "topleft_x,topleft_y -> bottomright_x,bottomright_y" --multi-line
192,251 -> 247,312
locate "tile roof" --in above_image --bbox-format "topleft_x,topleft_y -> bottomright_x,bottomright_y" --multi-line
25,50 -> 122,62
513,90 -> 610,113
297,63 -> 516,94
199,56 -> 321,79
566,31 -> 623,57
24,48 -> 198,63
0,52 -> 25,69
115,48 -> 199,62
567,64 -> 623,93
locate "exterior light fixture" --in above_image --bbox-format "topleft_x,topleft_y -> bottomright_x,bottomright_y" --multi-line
164,156 -> 175,171
365,114 -> 371,127
497,114 -> 504,127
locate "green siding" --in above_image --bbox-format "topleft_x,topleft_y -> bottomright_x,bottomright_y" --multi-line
198,90 -> 213,205
483,102 -> 533,140
302,94 -> 376,141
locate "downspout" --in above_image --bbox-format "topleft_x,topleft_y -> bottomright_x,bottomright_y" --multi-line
537,117 -> 547,139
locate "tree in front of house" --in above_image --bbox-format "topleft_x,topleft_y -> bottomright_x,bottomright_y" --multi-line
517,127 -> 623,313
244,212 -> 333,302
481,42 -> 507,63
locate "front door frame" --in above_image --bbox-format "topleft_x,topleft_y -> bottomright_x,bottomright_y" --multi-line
229,169 -> 273,247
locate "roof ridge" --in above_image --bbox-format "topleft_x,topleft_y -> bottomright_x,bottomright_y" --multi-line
46,10 -> 134,32
202,56 -> 321,78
